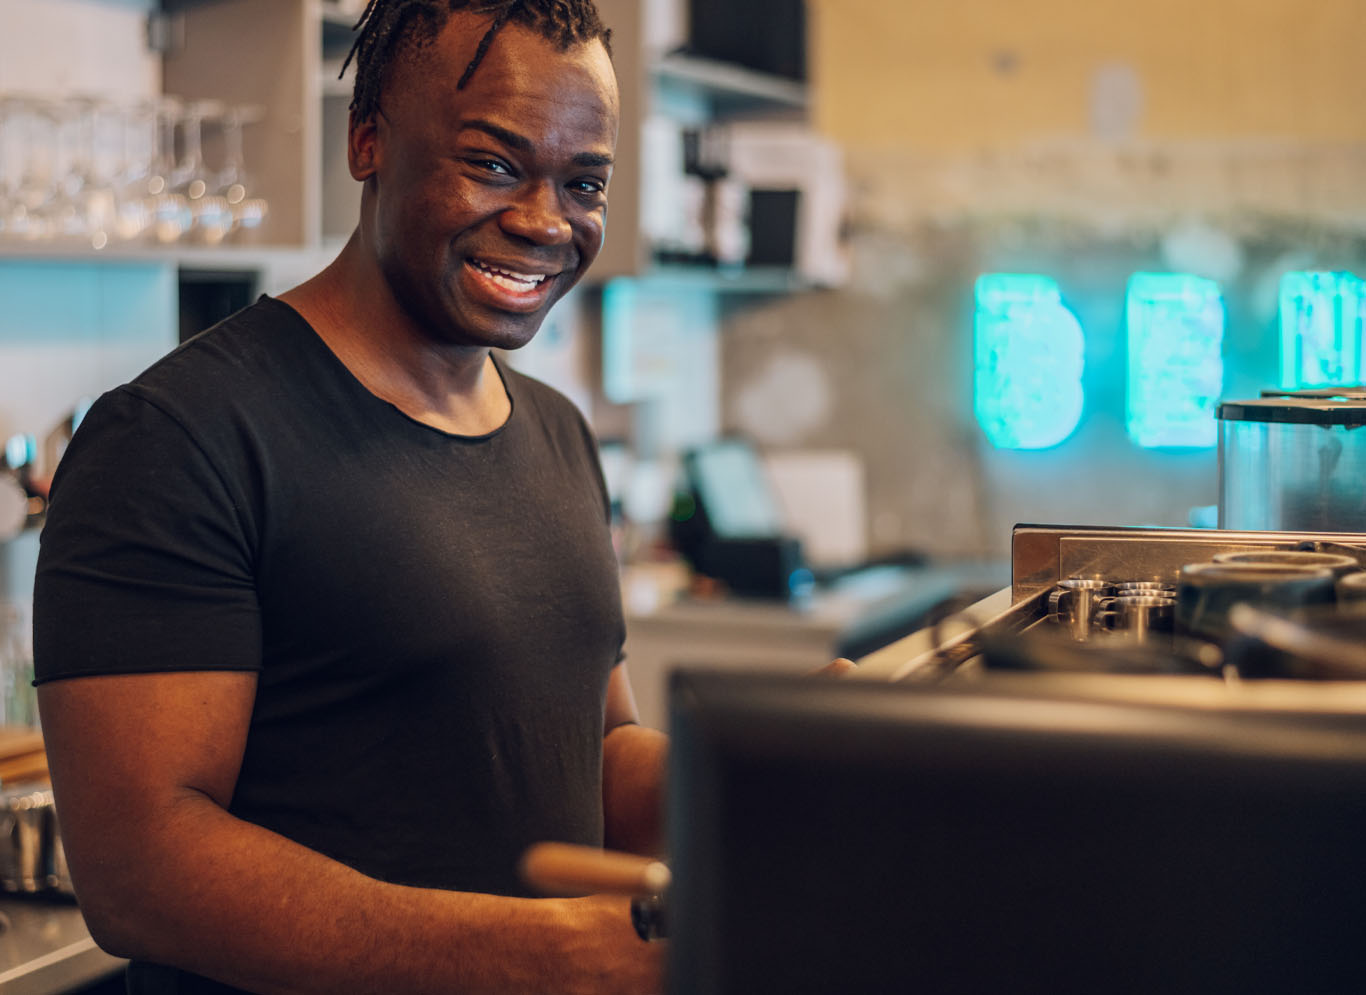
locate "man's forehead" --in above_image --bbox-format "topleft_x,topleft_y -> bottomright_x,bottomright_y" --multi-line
419,14 -> 611,88
386,17 -> 617,118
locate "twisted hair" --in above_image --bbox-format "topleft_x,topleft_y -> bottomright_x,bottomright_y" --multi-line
342,0 -> 612,122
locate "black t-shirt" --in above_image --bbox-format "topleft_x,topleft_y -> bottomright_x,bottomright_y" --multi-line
34,298 -> 625,991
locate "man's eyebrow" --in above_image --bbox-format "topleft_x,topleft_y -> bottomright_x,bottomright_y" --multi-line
460,119 -> 532,152
572,152 -> 615,168
459,119 -> 614,169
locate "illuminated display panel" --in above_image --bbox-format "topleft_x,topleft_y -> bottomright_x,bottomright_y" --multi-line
973,274 -> 1085,450
1279,271 -> 1365,390
1125,273 -> 1225,449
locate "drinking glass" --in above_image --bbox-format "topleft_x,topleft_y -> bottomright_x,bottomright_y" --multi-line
175,99 -> 233,243
46,97 -> 95,239
214,103 -> 252,207
149,96 -> 192,244
2,96 -> 60,241
49,96 -> 123,247
83,98 -> 126,249
112,99 -> 159,242
218,103 -> 268,240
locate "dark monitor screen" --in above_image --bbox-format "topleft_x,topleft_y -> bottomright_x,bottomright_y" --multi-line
683,439 -> 784,540
666,671 -> 1366,994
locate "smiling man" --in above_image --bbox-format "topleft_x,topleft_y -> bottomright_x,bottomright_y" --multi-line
31,3 -> 666,994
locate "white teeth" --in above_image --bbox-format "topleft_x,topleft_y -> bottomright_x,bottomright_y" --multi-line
471,259 -> 548,291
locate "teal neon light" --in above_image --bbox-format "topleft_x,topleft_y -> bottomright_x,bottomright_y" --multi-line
973,274 -> 1084,450
1278,271 -> 1365,390
1125,273 -> 1225,448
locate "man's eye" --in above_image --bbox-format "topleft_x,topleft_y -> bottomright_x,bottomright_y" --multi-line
469,159 -> 511,175
572,179 -> 606,196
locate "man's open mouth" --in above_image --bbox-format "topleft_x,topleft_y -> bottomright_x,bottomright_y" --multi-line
467,259 -> 552,293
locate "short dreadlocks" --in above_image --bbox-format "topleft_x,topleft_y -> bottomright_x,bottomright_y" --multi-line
341,0 -> 612,122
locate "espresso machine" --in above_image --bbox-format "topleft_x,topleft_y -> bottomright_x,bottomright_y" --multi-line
851,385 -> 1366,683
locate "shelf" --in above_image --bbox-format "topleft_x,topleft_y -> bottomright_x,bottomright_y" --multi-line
0,240 -> 332,271
652,53 -> 808,116
629,263 -> 810,294
0,244 -> 806,293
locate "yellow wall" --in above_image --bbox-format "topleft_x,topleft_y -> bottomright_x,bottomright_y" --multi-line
811,0 -> 1366,152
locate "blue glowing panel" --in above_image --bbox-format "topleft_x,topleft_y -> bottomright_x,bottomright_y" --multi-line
1125,273 -> 1225,448
1278,271 -> 1365,389
973,275 -> 1084,450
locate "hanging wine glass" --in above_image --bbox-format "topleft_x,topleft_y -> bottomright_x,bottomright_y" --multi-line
214,103 -> 254,207
49,96 -> 120,248
45,97 -> 97,241
149,96 -> 192,244
81,97 -> 127,249
217,103 -> 268,241
112,99 -> 158,242
167,99 -> 230,244
3,96 -> 60,241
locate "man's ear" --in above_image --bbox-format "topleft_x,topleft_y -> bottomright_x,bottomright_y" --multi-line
349,109 -> 380,181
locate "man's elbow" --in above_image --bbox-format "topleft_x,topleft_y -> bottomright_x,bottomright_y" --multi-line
61,830 -> 193,962
72,877 -> 158,961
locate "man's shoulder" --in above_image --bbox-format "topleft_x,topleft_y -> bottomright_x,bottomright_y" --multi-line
119,297 -> 327,429
503,364 -> 591,431
134,297 -> 312,394
56,298 -> 329,503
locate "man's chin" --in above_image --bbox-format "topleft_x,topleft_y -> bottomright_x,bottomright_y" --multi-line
460,315 -> 550,353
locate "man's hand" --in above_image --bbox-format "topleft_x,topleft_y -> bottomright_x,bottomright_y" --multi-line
562,895 -> 665,995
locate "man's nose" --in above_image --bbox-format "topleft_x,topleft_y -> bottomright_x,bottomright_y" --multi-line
500,180 -> 573,245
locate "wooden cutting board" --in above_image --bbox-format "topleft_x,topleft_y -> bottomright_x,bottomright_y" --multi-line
0,727 -> 48,786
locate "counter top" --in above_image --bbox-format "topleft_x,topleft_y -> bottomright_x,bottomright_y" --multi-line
0,897 -> 123,995
623,561 -> 1009,727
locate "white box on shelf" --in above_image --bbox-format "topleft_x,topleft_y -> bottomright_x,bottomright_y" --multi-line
726,122 -> 851,288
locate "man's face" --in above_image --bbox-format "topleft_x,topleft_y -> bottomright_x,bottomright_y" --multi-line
354,13 -> 620,351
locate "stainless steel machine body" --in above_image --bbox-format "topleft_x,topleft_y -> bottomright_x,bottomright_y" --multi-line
856,524 -> 1366,684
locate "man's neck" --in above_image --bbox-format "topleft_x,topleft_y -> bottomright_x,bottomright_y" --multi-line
279,235 -> 512,436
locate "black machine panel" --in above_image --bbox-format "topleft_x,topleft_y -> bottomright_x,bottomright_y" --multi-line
667,669 -> 1366,993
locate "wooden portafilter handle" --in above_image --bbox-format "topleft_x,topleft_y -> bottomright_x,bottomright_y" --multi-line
519,841 -> 670,897
519,842 -> 670,942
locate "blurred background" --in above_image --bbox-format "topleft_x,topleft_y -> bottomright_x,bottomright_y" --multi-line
1,0 -> 1364,723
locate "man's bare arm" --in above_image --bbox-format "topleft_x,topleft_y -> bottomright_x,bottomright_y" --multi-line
601,664 -> 668,857
599,657 -> 852,859
40,671 -> 662,995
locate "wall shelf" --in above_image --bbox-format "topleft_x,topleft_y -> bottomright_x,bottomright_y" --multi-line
0,240 -> 336,273
632,263 -> 811,294
652,52 -> 808,115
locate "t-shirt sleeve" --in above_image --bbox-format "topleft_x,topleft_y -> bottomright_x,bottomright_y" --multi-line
33,387 -> 263,684
566,395 -> 613,526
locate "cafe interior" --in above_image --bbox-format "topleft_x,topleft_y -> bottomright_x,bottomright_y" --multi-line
2,0 -> 1366,991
